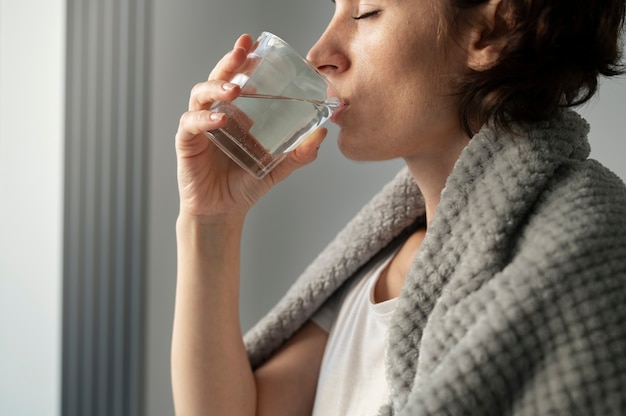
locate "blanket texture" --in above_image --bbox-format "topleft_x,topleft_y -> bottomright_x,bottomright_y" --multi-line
244,109 -> 626,415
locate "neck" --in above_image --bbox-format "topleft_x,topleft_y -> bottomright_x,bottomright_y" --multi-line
404,134 -> 470,225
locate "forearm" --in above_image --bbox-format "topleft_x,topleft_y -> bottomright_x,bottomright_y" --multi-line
171,214 -> 255,416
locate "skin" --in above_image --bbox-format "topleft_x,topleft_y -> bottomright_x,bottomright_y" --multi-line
171,0 -> 498,414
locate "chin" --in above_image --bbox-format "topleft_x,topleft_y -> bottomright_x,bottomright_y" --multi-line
336,131 -> 395,162
337,140 -> 385,162
336,134 -> 366,160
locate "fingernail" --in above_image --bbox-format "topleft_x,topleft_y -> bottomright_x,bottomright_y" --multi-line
222,82 -> 237,91
210,112 -> 224,121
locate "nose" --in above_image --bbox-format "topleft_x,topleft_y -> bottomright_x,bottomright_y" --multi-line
306,27 -> 349,77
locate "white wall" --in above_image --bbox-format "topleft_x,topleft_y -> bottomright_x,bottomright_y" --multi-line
581,75 -> 626,170
0,1 -> 65,416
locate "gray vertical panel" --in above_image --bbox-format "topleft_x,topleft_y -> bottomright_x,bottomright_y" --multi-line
129,0 -> 150,414
62,0 -> 150,414
82,0 -> 98,412
113,0 -> 130,412
97,0 -> 115,414
62,0 -> 82,414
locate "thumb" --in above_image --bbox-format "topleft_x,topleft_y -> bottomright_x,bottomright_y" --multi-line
267,128 -> 328,182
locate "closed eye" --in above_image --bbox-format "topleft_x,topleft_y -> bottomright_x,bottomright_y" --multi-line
352,10 -> 380,20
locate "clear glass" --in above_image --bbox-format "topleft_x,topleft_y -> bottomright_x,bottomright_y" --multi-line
206,32 -> 342,178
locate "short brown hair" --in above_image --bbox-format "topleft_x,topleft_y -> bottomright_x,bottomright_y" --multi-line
446,0 -> 626,135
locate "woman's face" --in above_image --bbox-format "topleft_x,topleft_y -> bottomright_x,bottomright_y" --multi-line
307,0 -> 471,162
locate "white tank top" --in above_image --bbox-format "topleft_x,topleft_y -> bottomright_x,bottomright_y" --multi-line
311,248 -> 399,416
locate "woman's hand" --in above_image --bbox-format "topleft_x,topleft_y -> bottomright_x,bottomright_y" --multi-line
175,34 -> 327,222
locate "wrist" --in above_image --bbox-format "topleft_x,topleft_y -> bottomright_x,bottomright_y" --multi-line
177,210 -> 246,230
175,211 -> 244,291
176,212 -> 245,252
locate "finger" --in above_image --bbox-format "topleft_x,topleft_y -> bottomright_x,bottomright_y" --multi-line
188,35 -> 253,112
268,128 -> 328,183
188,79 -> 240,111
176,110 -> 227,154
209,34 -> 254,81
233,33 -> 254,53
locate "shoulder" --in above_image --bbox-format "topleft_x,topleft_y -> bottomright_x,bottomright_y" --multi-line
505,157 -> 626,321
522,158 -> 626,248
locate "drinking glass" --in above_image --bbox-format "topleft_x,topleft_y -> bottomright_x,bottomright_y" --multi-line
206,32 -> 343,178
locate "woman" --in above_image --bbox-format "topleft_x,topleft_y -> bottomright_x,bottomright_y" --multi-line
172,0 -> 626,414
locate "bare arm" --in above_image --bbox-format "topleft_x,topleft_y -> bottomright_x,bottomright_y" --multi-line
171,215 -> 327,415
170,33 -> 328,415
171,215 -> 254,415
255,321 -> 328,416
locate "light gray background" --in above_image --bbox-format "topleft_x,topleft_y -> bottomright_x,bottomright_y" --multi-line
145,1 -> 626,415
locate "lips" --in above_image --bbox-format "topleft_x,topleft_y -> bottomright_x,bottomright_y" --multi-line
330,99 -> 349,124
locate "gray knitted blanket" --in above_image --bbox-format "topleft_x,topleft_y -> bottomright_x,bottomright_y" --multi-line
244,109 -> 626,415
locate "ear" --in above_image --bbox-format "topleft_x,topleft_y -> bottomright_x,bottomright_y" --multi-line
465,0 -> 507,71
